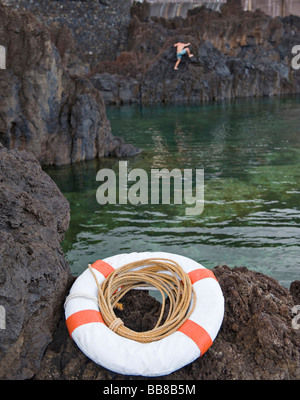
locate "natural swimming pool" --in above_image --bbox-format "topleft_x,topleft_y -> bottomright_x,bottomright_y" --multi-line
45,96 -> 300,288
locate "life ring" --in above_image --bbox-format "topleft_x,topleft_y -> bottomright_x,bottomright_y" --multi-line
64,251 -> 224,377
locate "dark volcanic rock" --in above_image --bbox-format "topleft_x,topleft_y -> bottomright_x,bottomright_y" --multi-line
90,7 -> 300,105
290,280 -> 300,305
49,23 -> 89,76
1,0 -> 132,64
208,266 -> 300,380
0,3 -> 139,165
0,143 -> 73,379
34,265 -> 300,380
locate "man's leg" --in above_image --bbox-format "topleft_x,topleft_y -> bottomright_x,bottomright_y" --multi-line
186,48 -> 194,58
174,57 -> 181,70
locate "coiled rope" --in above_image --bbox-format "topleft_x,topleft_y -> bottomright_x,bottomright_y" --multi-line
88,258 -> 196,343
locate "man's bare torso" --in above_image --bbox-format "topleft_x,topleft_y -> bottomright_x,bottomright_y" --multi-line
174,42 -> 186,53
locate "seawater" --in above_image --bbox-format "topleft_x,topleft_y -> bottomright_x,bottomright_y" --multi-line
45,96 -> 300,288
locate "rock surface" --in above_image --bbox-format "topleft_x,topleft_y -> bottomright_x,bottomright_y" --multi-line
0,3 -> 140,165
0,143 -> 73,379
34,265 -> 300,380
90,5 -> 300,104
1,0 -> 132,64
290,280 -> 300,305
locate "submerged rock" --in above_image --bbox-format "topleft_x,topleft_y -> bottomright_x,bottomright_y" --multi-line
0,3 -> 140,165
34,265 -> 300,380
0,143 -> 73,379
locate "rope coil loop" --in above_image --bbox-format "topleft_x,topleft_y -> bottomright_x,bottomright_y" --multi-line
109,318 -> 124,333
88,258 -> 196,343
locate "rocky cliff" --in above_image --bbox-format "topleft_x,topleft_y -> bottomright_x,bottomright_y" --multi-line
90,4 -> 300,104
0,3 -> 139,165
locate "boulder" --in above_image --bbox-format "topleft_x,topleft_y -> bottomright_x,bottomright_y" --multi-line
90,72 -> 140,105
0,143 -> 73,379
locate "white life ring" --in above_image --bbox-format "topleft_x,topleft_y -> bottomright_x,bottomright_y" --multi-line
64,251 -> 224,377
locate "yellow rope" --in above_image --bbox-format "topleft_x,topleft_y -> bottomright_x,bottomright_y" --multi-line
88,258 -> 196,343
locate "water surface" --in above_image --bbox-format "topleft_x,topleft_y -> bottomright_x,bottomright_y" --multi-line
45,96 -> 300,288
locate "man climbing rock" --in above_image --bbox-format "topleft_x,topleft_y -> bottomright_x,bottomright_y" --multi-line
174,42 -> 194,70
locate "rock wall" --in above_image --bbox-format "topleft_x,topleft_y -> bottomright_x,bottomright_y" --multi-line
1,0 -> 132,64
89,5 -> 300,104
3,1 -> 300,107
0,143 -> 73,379
0,3 -> 139,165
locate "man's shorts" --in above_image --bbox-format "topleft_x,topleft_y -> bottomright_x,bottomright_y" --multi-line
177,49 -> 187,59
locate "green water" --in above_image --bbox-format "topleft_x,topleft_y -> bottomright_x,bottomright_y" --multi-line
45,96 -> 300,288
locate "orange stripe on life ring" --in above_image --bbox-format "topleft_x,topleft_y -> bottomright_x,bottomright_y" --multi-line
91,260 -> 115,278
66,309 -> 104,337
178,319 -> 213,356
188,268 -> 217,284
